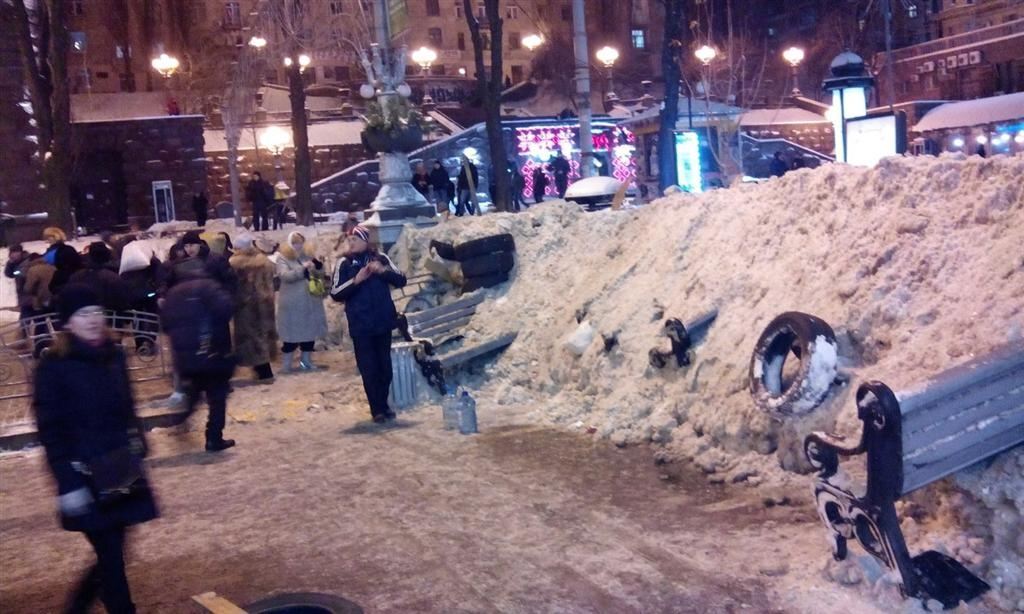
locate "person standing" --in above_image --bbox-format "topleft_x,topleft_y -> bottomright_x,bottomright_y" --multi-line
509,162 -> 526,211
191,191 -> 209,228
118,241 -> 162,354
457,155 -> 480,216
531,166 -> 549,204
548,151 -> 571,198
412,162 -> 430,199
69,242 -> 129,313
428,160 -> 451,216
42,227 -> 82,294
161,269 -> 237,452
769,151 -> 788,177
229,234 -> 278,383
33,284 -> 159,614
276,231 -> 328,372
246,172 -> 274,232
329,226 -> 407,423
271,182 -> 289,230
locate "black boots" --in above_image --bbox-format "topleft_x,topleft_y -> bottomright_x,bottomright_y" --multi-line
205,438 -> 236,452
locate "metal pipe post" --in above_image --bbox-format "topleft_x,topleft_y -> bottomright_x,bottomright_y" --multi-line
572,0 -> 594,178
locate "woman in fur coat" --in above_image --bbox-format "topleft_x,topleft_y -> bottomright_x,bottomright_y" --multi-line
229,235 -> 279,382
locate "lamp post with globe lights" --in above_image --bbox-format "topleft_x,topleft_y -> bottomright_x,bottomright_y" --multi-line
595,45 -> 620,103
259,125 -> 292,185
151,53 -> 180,79
411,46 -> 438,106
783,46 -> 805,96
522,34 -> 543,53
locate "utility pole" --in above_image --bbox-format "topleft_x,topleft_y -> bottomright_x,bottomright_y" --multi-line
572,0 -> 594,178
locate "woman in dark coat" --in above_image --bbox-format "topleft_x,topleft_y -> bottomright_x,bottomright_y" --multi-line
33,284 -> 158,614
531,166 -> 549,204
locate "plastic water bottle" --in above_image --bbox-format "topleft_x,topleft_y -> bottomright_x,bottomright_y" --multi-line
458,390 -> 478,435
442,388 -> 460,431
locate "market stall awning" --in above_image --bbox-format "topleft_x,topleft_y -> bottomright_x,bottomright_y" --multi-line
913,92 -> 1024,132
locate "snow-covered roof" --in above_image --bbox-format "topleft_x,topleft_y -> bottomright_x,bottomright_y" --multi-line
204,120 -> 365,152
260,86 -> 343,113
626,97 -> 744,124
71,92 -> 167,121
739,107 -> 829,126
913,92 -> 1024,132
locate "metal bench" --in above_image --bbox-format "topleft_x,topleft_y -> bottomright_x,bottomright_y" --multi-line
804,339 -> 1024,609
396,294 -> 516,393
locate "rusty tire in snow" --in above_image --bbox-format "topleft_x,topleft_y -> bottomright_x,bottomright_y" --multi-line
749,312 -> 838,417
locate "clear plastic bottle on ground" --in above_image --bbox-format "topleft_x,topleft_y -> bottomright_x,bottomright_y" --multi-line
458,390 -> 478,435
442,387 -> 460,431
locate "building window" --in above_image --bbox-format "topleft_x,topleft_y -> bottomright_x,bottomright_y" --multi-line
118,73 -> 135,91
71,0 -> 85,16
511,64 -> 524,82
335,65 -> 351,80
323,66 -> 335,79
329,0 -> 345,15
116,44 -> 132,59
427,0 -> 440,16
631,29 -> 646,49
482,33 -> 490,50
223,2 -> 241,29
477,2 -> 487,19
428,27 -> 443,46
561,4 -> 571,21
457,32 -> 466,50
70,32 -> 87,53
506,6 -> 520,19
96,71 -> 109,79
455,2 -> 463,18
430,64 -> 446,76
907,3 -> 918,17
509,32 -> 521,50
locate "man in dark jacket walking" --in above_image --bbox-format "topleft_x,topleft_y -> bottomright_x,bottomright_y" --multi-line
158,231 -> 237,297
548,151 -> 571,198
456,156 -> 480,216
161,271 -> 237,451
245,172 -> 274,231
330,226 -> 407,423
69,242 -> 129,312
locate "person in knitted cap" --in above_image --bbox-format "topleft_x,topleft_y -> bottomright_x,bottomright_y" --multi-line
330,225 -> 407,423
34,283 -> 159,613
69,242 -> 128,312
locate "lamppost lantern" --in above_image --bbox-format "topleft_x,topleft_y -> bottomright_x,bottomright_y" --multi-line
595,45 -> 619,69
248,36 -> 267,49
783,46 -> 805,96
522,34 -> 544,52
150,53 -> 180,78
694,45 -> 717,66
822,50 -> 875,163
259,125 -> 292,185
284,54 -> 311,72
410,46 -> 438,106
458,67 -> 467,77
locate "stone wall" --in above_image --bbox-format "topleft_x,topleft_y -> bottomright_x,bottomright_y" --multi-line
204,143 -> 368,214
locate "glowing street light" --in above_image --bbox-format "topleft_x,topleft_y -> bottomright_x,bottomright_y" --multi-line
248,36 -> 267,49
410,46 -> 438,106
259,125 -> 292,184
783,46 -> 805,95
458,67 -> 467,77
284,54 -> 311,72
522,34 -> 544,52
150,53 -> 180,78
694,45 -> 717,66
595,46 -> 620,102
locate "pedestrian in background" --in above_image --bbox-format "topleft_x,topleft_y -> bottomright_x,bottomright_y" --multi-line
70,242 -> 128,313
330,226 -> 407,423
230,234 -> 279,383
34,284 -> 159,614
191,191 -> 209,228
246,171 -> 274,232
457,155 -> 480,216
531,167 -> 549,204
276,231 -> 328,372
548,151 -> 571,198
42,227 -> 82,294
161,268 -> 237,452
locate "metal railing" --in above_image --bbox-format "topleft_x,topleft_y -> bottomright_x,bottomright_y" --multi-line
0,311 -> 171,430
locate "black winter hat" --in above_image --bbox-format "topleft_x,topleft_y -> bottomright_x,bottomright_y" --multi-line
182,231 -> 204,245
87,241 -> 112,265
56,284 -> 103,326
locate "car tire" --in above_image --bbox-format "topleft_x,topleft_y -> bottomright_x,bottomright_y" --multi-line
749,312 -> 838,416
452,233 -> 515,261
244,591 -> 364,614
461,270 -> 510,292
429,239 -> 456,261
459,251 -> 515,278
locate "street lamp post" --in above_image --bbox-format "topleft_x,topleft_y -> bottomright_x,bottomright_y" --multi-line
595,45 -> 620,103
283,54 -> 311,72
410,46 -> 438,106
522,34 -> 544,53
259,125 -> 291,186
150,52 -> 180,79
783,46 -> 805,96
693,44 -> 717,122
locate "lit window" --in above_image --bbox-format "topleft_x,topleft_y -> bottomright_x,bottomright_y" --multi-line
223,2 -> 241,29
631,29 -> 646,49
427,0 -> 440,16
908,3 -> 918,17
70,32 -> 87,53
329,0 -> 345,15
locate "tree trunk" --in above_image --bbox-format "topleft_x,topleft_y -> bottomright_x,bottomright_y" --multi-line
47,0 -> 73,231
287,63 -> 314,226
463,0 -> 509,213
658,0 -> 685,193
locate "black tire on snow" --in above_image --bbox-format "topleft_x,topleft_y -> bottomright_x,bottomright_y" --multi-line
244,591 -> 364,613
430,239 -> 456,261
459,250 -> 515,278
461,270 -> 510,292
748,311 -> 838,417
452,233 -> 516,261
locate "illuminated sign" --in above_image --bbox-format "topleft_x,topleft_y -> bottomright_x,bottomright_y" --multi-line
674,131 -> 702,193
845,113 -> 907,167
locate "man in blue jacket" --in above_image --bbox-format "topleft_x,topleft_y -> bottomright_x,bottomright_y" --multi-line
330,226 -> 407,423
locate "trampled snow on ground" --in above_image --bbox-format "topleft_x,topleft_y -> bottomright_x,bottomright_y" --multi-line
390,152 -> 1024,611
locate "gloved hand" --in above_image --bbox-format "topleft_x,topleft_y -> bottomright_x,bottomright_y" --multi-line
59,487 -> 94,517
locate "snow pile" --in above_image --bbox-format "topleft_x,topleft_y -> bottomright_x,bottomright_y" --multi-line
391,152 -> 1024,609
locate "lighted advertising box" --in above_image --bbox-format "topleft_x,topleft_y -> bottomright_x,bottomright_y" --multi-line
846,112 -> 907,167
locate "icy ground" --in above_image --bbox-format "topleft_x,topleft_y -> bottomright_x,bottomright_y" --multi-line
0,351 -> 999,613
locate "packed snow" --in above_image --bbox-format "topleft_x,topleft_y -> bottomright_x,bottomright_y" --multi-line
390,152 -> 1024,610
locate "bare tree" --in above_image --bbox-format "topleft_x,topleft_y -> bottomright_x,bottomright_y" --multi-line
10,0 -> 74,231
106,0 -> 136,91
657,0 -> 685,192
463,0 -> 510,212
